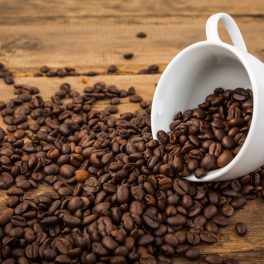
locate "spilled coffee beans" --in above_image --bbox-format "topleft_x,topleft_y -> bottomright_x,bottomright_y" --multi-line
0,65 -> 262,264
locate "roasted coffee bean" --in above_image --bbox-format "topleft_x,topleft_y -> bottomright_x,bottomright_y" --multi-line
205,222 -> 218,234
136,32 -> 147,38
204,204 -> 218,219
116,184 -> 129,203
194,168 -> 206,178
235,222 -> 247,236
59,164 -> 76,178
108,65 -> 118,73
0,208 -> 14,225
205,254 -> 223,264
185,248 -> 200,260
123,52 -> 134,59
217,150 -> 234,168
75,169 -> 90,182
200,231 -> 218,243
201,155 -> 216,170
231,197 -> 247,209
25,244 -> 39,259
213,215 -> 229,226
67,196 -> 83,212
166,214 -> 186,226
129,95 -> 143,103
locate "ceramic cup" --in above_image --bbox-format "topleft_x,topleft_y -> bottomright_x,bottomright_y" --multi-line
151,13 -> 264,182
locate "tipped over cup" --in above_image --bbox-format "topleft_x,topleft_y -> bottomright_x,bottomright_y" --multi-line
151,13 -> 264,182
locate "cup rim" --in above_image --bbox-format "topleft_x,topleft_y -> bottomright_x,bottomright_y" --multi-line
151,41 -> 258,182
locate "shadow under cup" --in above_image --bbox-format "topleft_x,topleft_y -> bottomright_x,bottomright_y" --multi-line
151,43 -> 252,138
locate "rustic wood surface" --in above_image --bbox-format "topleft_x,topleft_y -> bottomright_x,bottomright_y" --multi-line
0,1 -> 263,263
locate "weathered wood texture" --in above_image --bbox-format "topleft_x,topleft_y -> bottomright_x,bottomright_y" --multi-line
0,1 -> 263,74
0,1 -> 263,263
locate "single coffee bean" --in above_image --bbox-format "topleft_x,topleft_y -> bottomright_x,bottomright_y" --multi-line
185,248 -> 200,260
62,214 -> 81,227
205,254 -> 223,264
123,52 -> 134,59
200,155 -> 216,170
217,150 -> 234,168
0,208 -> 14,225
136,32 -> 147,38
75,169 -> 90,182
108,65 -> 118,73
203,204 -> 218,219
59,164 -> 76,179
235,222 -> 247,236
129,95 -> 143,103
116,184 -> 129,203
200,231 -> 218,243
231,197 -> 247,209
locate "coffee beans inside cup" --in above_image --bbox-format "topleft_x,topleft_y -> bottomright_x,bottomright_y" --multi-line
157,87 -> 252,178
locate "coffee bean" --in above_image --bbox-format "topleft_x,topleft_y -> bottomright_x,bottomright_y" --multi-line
205,222 -> 218,234
194,168 -> 206,178
217,150 -> 234,168
108,65 -> 118,73
59,164 -> 76,179
63,214 -> 81,227
116,184 -> 129,203
129,95 -> 143,103
0,208 -> 14,225
231,197 -> 247,209
222,203 -> 235,217
213,215 -> 229,226
136,32 -> 147,38
123,52 -> 134,59
143,212 -> 160,229
201,155 -> 216,170
187,231 -> 200,245
67,196 -> 83,212
235,222 -> 247,236
204,204 -> 218,219
137,234 -> 154,246
185,248 -> 200,260
200,231 -> 218,243
166,214 -> 186,226
75,169 -> 90,182
25,244 -> 39,259
205,254 -> 223,264
222,136 -> 236,149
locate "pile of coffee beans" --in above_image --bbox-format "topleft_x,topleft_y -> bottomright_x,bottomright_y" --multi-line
157,87 -> 253,178
0,66 -> 262,264
34,66 -> 98,78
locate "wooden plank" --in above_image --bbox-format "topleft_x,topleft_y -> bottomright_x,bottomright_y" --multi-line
0,74 -> 263,263
0,17 -> 263,74
0,0 -> 264,22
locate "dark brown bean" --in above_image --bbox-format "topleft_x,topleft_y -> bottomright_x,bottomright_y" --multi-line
235,222 -> 247,236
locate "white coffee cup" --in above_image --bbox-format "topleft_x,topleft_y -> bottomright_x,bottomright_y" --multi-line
151,13 -> 264,182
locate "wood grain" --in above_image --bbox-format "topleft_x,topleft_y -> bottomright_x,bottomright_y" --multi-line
0,0 -> 264,21
0,1 -> 263,263
0,4 -> 264,74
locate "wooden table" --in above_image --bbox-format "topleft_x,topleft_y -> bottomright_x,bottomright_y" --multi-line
0,1 -> 264,263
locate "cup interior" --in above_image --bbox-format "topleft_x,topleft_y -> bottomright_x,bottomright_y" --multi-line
151,43 -> 251,138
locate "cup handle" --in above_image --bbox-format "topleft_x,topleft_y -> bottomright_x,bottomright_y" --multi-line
206,13 -> 247,52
